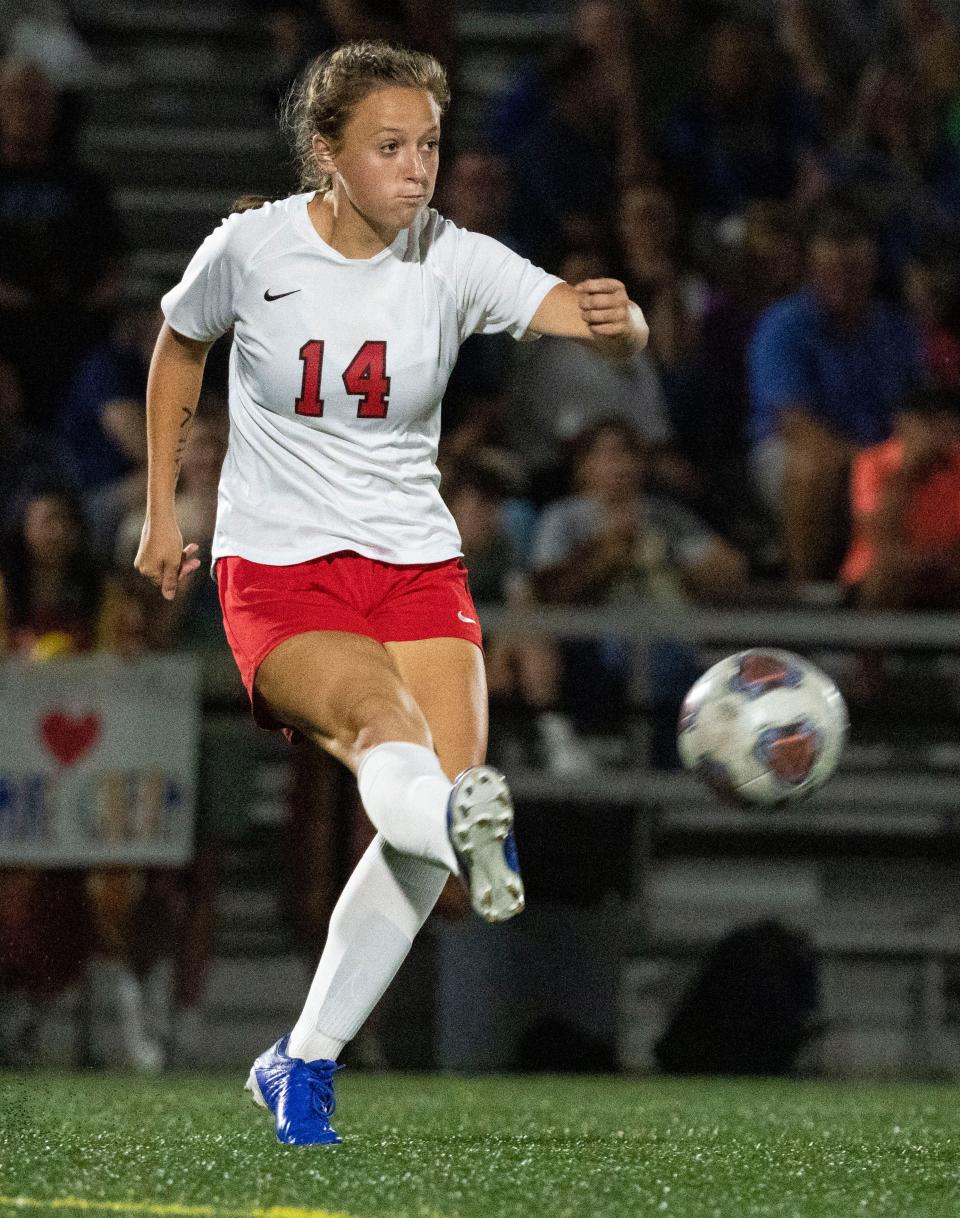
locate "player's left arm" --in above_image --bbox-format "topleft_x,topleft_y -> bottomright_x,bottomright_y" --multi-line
527,280 -> 649,356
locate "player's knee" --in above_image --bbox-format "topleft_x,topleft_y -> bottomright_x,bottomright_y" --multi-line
344,685 -> 432,756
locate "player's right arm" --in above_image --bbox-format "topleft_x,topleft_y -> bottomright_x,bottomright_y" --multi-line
134,322 -> 213,601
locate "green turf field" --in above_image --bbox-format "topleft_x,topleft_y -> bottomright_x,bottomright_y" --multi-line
2,1072 -> 960,1218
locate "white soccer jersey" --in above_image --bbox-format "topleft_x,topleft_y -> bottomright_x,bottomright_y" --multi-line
161,193 -> 562,567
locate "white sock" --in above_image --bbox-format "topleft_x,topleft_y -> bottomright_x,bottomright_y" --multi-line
287,834 -> 447,1063
356,741 -> 459,872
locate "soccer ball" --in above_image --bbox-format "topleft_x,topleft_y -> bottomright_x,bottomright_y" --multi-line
677,649 -> 848,807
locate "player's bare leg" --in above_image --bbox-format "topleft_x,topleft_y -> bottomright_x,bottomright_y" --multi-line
254,629 -> 459,870
256,630 -> 523,913
384,636 -> 487,772
386,636 -> 524,923
254,629 -> 432,768
246,631 -> 521,1145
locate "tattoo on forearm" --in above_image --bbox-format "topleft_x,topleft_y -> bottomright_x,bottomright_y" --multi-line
173,404 -> 196,482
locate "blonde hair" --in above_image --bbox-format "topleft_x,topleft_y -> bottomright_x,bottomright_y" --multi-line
282,41 -> 450,193
231,194 -> 271,213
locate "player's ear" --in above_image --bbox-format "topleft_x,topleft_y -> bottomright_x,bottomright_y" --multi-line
312,133 -> 337,177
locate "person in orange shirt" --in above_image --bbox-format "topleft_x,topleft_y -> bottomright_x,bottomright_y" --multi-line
842,386 -> 960,609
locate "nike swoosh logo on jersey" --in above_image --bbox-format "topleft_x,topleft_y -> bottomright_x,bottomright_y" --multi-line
457,611 -> 477,624
264,288 -> 302,301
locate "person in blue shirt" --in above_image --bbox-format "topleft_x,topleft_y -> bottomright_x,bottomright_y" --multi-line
748,208 -> 925,581
58,303 -> 158,554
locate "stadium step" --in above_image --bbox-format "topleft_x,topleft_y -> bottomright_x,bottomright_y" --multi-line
72,0 -> 251,40
70,0 -> 287,294
117,188 -> 239,253
84,83 -> 271,129
79,128 -> 287,194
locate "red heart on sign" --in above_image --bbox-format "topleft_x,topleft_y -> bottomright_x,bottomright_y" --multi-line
40,712 -> 102,766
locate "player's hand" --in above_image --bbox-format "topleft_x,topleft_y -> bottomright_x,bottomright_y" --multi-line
135,517 -> 201,601
574,279 -> 648,346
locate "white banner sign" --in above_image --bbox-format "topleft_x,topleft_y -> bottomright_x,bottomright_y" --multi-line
0,654 -> 199,866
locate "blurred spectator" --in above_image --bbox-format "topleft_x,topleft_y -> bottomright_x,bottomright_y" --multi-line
0,560 -> 212,1069
510,247 -> 692,505
437,150 -> 517,449
491,2 -> 655,211
440,148 -> 513,241
0,57 -> 124,426
804,58 -> 938,274
61,305 -> 155,494
60,304 -> 158,555
0,1 -> 107,92
775,1 -> 843,131
777,0 -> 945,96
842,384 -> 960,607
0,548 -> 170,1070
673,203 -> 804,564
94,570 -> 211,1069
446,456 -> 593,774
662,14 -> 810,217
0,869 -> 93,1066
911,23 -> 960,216
748,208 -> 925,582
903,234 -> 960,386
447,458 -> 519,607
615,185 -> 710,481
570,1 -> 652,185
0,484 -> 104,658
530,418 -> 746,760
0,0 -> 119,155
627,0 -> 698,146
499,44 -> 622,267
532,418 -> 747,609
116,403 -> 229,648
261,1 -> 454,116
318,0 -> 453,65
617,184 -> 707,320
0,356 -> 79,524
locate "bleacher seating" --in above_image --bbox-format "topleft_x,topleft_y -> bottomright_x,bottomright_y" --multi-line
31,2 -> 960,1078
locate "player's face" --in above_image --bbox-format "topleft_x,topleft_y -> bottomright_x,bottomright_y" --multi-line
330,86 -> 441,232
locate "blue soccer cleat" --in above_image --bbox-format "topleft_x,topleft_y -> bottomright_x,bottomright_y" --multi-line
448,765 -> 525,923
244,1035 -> 342,1146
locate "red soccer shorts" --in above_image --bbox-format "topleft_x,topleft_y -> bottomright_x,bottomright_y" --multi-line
216,551 -> 483,729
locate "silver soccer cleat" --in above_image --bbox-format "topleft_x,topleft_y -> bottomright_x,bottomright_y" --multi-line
447,765 -> 525,923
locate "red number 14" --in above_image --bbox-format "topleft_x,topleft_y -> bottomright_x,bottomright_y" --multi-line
295,340 -> 390,419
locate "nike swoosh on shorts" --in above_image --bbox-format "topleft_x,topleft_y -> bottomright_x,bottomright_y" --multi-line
457,611 -> 476,624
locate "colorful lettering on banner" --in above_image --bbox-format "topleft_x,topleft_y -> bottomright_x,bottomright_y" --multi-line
0,774 -> 53,843
83,770 -> 186,843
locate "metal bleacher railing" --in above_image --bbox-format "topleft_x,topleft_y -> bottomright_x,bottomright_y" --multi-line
463,601 -> 960,1074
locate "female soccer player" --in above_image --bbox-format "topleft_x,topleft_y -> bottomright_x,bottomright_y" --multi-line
135,41 -> 647,1145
